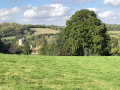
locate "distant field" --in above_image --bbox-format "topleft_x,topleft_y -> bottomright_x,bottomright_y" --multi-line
30,28 -> 60,35
2,36 -> 16,40
30,28 -> 120,37
0,54 -> 120,89
108,31 -> 120,37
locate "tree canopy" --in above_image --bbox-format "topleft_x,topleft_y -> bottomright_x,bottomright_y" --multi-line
23,41 -> 31,55
56,9 -> 111,56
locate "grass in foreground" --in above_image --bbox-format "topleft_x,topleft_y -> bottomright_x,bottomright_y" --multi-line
0,54 -> 120,90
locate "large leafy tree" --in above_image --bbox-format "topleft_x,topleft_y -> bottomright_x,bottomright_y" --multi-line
23,41 -> 31,55
57,9 -> 111,56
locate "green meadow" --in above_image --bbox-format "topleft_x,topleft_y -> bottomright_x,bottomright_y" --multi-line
2,36 -> 16,40
0,54 -> 120,90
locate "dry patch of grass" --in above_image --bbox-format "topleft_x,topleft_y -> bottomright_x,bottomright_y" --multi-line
30,28 -> 60,35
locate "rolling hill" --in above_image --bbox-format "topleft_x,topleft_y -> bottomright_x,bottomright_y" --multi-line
30,28 -> 60,35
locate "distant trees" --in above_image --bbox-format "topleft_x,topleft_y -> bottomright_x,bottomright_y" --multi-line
0,23 -> 33,38
106,24 -> 120,31
0,39 -> 10,54
0,39 -> 4,53
23,41 -> 31,55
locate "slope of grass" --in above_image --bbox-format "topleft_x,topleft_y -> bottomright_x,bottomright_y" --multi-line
0,54 -> 120,90
30,28 -> 60,35
108,31 -> 120,37
2,36 -> 16,40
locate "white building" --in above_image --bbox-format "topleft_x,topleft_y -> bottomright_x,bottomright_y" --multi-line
19,39 -> 24,46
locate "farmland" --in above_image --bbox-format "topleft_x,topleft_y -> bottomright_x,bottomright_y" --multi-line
2,36 -> 16,40
30,28 -> 60,35
0,54 -> 120,89
30,28 -> 120,37
108,31 -> 120,37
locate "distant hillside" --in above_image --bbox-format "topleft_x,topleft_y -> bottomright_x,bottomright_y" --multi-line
106,24 -> 120,31
108,31 -> 120,37
30,28 -> 60,35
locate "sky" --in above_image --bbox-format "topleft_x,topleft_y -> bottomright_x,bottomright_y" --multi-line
0,0 -> 120,26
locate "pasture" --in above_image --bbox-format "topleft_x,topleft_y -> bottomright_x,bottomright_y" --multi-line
30,28 -> 60,35
108,31 -> 120,37
1,36 -> 16,40
0,54 -> 120,89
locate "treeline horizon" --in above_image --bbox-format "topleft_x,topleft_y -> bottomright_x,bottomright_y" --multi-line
0,22 -> 63,38
0,22 -> 120,38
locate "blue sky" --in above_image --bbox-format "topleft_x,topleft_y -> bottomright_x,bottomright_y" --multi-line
0,0 -> 120,26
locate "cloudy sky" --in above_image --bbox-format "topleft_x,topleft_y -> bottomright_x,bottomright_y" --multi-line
0,0 -> 120,25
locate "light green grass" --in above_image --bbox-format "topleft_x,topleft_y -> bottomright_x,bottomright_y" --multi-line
30,28 -> 60,35
2,36 -> 16,40
0,54 -> 120,90
108,31 -> 120,37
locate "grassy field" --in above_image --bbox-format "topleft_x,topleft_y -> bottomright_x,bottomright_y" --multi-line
2,36 -> 16,40
30,28 -> 60,35
108,31 -> 120,37
0,54 -> 120,90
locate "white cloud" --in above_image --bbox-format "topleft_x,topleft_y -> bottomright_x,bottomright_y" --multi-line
0,7 -> 20,22
87,8 -> 100,12
98,10 -> 120,24
57,0 -> 94,4
21,4 -> 71,25
20,4 -> 32,10
24,4 -> 71,19
103,0 -> 120,6
98,11 -> 115,18
0,7 -> 20,17
20,15 -> 71,25
71,0 -> 93,4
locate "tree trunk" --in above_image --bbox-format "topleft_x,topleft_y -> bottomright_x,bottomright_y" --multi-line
85,47 -> 89,56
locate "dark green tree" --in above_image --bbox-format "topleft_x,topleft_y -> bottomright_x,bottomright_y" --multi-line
0,39 -> 4,53
0,39 -> 10,54
23,41 -> 31,55
57,9 -> 111,56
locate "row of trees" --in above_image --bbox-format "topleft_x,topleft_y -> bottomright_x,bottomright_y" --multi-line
106,24 -> 120,31
0,23 -> 33,38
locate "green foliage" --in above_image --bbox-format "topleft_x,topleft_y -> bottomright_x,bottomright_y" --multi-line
106,24 -> 120,31
8,45 -> 23,54
111,47 -> 119,56
38,46 -> 46,55
56,9 -> 111,56
23,41 -> 31,55
0,22 -> 33,38
111,37 -> 118,48
0,39 -> 10,53
0,39 -> 4,53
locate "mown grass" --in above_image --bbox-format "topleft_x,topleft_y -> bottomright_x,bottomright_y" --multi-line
30,28 -> 60,35
2,36 -> 16,40
0,54 -> 120,90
